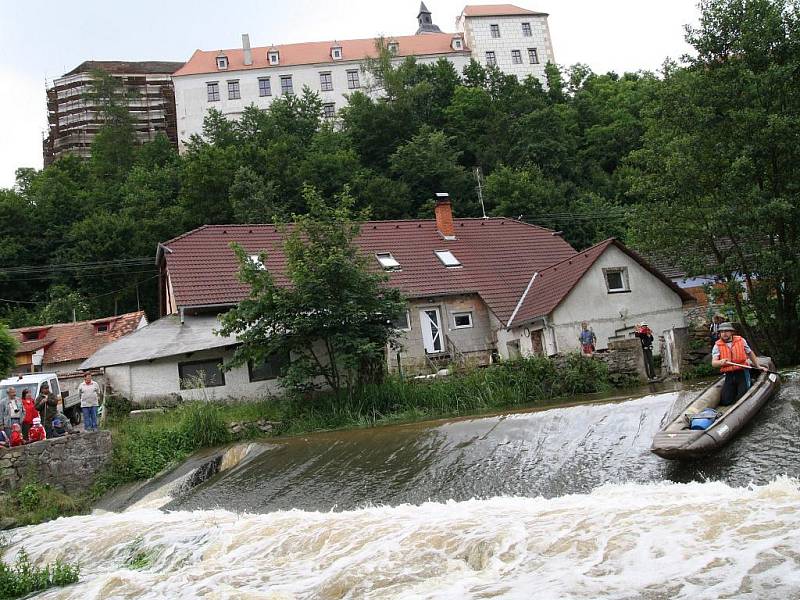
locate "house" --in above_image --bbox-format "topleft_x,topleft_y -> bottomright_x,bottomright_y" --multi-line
80,195 -> 693,403
11,311 -> 147,395
172,4 -> 554,147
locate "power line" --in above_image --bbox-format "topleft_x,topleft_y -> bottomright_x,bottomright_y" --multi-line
0,273 -> 160,306
0,257 -> 153,276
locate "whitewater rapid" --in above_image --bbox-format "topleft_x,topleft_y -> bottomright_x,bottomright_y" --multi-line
9,477 -> 800,599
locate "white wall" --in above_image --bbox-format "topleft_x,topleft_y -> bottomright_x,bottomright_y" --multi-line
458,14 -> 553,80
549,245 -> 686,355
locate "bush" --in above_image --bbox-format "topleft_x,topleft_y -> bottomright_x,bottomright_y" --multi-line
0,484 -> 82,527
102,394 -> 132,422
0,549 -> 79,598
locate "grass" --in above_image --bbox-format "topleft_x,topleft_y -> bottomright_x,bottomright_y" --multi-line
0,548 -> 79,598
0,484 -> 85,529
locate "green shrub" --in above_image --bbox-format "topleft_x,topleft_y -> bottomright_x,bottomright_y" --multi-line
0,484 -> 82,527
0,549 -> 79,598
177,402 -> 231,448
103,394 -> 132,421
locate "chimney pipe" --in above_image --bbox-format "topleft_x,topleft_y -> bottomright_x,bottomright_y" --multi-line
242,33 -> 253,66
434,192 -> 456,240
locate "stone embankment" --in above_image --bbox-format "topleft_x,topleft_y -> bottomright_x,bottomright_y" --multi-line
0,432 -> 113,495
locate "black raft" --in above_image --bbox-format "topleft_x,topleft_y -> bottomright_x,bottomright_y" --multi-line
651,357 -> 780,460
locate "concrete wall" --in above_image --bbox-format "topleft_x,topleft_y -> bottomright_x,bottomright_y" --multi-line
549,245 -> 686,355
0,431 -> 112,494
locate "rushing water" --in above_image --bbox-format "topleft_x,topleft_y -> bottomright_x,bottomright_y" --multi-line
6,373 -> 800,599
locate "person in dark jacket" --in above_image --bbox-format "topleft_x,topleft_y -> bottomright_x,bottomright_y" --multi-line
34,383 -> 59,438
634,322 -> 657,380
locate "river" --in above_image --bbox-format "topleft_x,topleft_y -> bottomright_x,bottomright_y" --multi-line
7,372 -> 800,599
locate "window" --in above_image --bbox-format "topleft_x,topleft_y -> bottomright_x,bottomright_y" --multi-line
322,103 -> 336,118
216,56 -> 228,70
94,323 -> 109,333
485,51 -> 496,66
23,331 -> 40,341
435,250 -> 461,267
388,42 -> 399,55
604,268 -> 630,293
206,82 -> 220,102
280,75 -> 294,96
392,310 -> 411,331
522,22 -> 532,36
227,80 -> 240,100
528,48 -> 539,64
346,69 -> 360,89
490,24 -> 500,38
248,350 -> 290,382
512,50 -> 522,64
331,46 -> 343,60
452,38 -> 463,50
258,77 -> 272,97
453,312 -> 473,329
268,50 -> 280,65
376,252 -> 401,271
319,72 -> 333,91
179,358 -> 225,389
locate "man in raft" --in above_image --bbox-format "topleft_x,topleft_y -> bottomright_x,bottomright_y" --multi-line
710,322 -> 768,406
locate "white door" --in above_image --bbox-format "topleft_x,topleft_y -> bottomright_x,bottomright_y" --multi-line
420,308 -> 443,354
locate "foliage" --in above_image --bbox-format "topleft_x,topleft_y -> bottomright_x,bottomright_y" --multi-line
218,186 -> 406,392
0,483 -> 82,527
0,549 -> 79,598
0,324 -> 16,379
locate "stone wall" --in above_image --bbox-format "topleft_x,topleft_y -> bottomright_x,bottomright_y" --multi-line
0,432 -> 113,495
593,339 -> 648,385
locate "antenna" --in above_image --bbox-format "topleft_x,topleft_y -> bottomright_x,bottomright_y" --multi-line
474,166 -> 488,218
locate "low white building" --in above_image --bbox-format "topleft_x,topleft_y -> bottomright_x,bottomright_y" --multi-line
172,3 -> 554,149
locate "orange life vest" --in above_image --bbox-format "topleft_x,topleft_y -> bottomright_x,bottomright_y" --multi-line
715,336 -> 747,372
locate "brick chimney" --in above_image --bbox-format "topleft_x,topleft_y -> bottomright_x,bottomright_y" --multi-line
435,192 -> 456,240
242,33 -> 253,66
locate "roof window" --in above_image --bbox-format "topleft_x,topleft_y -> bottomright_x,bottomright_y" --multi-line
216,55 -> 229,70
376,252 -> 401,271
331,45 -> 343,60
268,49 -> 280,65
388,42 -> 399,55
435,250 -> 461,268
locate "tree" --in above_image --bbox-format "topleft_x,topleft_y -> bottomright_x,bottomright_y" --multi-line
218,186 -> 406,392
0,324 -> 17,378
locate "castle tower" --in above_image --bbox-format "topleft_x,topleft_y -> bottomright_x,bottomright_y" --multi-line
416,2 -> 442,34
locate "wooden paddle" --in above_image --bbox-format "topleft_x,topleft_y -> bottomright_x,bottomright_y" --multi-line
723,360 -> 779,375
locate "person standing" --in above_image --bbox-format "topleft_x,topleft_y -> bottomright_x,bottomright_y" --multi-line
1,387 -> 14,439
20,389 -> 38,440
35,382 -> 59,438
709,314 -> 724,344
634,322 -> 657,380
711,322 -> 768,406
78,372 -> 102,432
5,387 -> 22,434
578,322 -> 596,356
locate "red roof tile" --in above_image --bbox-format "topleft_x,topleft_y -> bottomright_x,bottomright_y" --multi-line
510,239 -> 694,326
174,33 -> 468,77
11,311 -> 147,365
461,4 -> 546,17
162,219 -> 577,325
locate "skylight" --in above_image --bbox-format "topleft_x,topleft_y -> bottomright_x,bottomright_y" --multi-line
376,252 -> 401,271
435,250 -> 461,267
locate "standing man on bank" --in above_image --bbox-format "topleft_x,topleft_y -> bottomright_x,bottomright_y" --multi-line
634,322 -> 657,380
78,372 -> 102,432
711,322 -> 768,406
35,382 -> 59,438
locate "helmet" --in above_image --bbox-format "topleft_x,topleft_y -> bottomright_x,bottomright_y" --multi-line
718,322 -> 736,332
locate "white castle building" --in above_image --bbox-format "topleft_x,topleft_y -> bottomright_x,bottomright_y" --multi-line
172,4 -> 555,150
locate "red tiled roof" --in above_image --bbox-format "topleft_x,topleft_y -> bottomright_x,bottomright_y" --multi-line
161,219 -> 577,325
11,311 -> 147,365
461,4 -> 546,17
174,33 -> 468,77
510,239 -> 694,326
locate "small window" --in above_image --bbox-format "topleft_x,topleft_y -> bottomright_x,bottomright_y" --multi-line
268,50 -> 280,65
604,268 -> 629,293
319,72 -> 333,91
331,46 -> 343,60
485,51 -> 496,66
522,22 -> 532,36
388,42 -> 399,55
23,331 -> 40,341
49,379 -> 60,396
248,350 -> 290,382
512,50 -> 522,64
258,77 -> 272,97
322,103 -> 336,119
392,310 -> 411,331
227,80 -> 241,100
216,56 -> 228,70
376,252 -> 401,271
179,358 -> 225,389
453,312 -> 473,329
94,323 -> 109,333
452,38 -> 463,50
435,250 -> 461,268
207,82 -> 220,102
490,24 -> 500,38
528,48 -> 539,64
280,75 -> 294,96
346,69 -> 360,89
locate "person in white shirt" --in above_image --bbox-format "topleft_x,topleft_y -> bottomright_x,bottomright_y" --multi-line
78,372 -> 102,432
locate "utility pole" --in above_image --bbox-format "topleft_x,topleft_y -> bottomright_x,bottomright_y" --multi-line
474,166 -> 488,219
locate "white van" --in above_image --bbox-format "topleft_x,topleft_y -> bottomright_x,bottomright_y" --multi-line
0,373 -> 82,425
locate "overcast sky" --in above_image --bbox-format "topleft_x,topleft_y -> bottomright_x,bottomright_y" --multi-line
0,0 -> 700,189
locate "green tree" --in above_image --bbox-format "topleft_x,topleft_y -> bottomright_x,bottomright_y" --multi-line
0,323 -> 16,378
218,186 -> 405,392
37,285 -> 92,325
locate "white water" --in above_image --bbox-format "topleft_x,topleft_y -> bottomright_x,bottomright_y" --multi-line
9,477 -> 800,599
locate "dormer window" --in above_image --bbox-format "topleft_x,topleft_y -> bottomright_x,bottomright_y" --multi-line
376,252 -> 401,271
435,250 -> 461,268
95,323 -> 109,334
216,55 -> 229,70
388,42 -> 399,55
331,45 -> 343,60
268,50 -> 280,65
451,37 -> 463,51
23,330 -> 42,341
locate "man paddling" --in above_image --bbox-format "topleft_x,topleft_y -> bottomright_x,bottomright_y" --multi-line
711,322 -> 768,406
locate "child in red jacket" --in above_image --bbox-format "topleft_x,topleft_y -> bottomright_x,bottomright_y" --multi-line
27,418 -> 46,443
9,424 -> 24,447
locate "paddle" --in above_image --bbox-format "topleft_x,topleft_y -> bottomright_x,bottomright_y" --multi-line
723,360 -> 779,375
